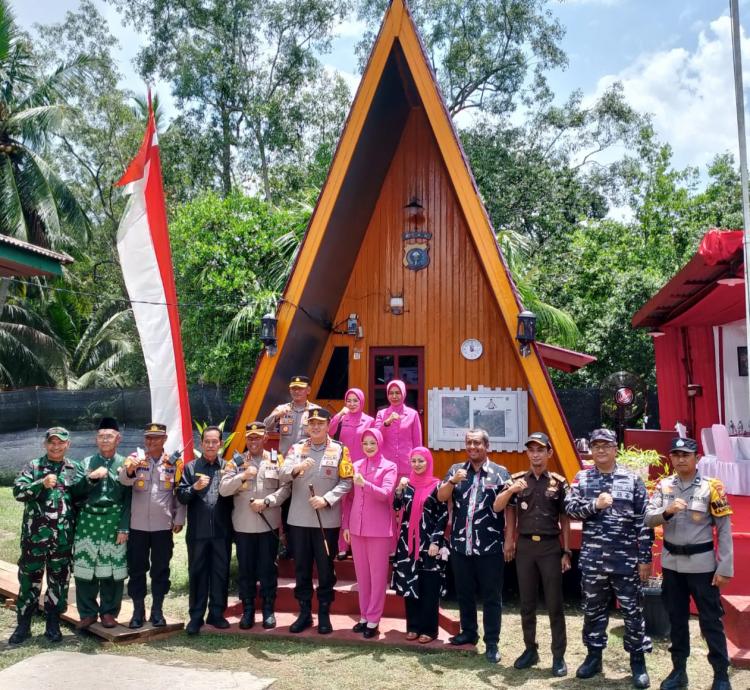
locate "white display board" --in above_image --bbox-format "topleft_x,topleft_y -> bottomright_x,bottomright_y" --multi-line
717,320 -> 750,427
427,386 -> 528,451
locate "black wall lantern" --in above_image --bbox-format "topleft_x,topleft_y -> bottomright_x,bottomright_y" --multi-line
260,313 -> 278,356
516,310 -> 537,356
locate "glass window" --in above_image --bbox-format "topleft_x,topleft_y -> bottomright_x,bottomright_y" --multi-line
317,347 -> 349,399
399,354 -> 419,385
374,355 -> 395,385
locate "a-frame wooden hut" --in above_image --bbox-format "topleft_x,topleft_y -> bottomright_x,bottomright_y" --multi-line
228,0 -> 580,479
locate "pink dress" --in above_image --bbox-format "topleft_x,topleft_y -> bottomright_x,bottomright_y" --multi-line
328,388 -> 374,461
341,429 -> 397,626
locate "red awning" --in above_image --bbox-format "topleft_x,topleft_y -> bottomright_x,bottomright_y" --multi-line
537,342 -> 596,373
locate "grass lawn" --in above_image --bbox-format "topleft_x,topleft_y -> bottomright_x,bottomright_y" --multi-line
1,487 -> 749,689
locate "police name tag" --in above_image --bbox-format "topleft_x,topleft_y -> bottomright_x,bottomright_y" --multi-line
689,499 -> 707,512
265,468 -> 279,480
611,480 -> 633,501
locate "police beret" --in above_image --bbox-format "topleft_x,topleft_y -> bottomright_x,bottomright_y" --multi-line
307,408 -> 331,422
589,428 -> 616,444
45,426 -> 70,441
245,421 -> 266,436
98,417 -> 119,432
289,375 -> 310,388
670,437 -> 698,453
525,432 -> 551,448
144,422 -> 167,436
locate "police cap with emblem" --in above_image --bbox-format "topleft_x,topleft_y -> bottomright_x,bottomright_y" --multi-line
245,421 -> 267,436
669,437 -> 698,453
144,422 -> 167,436
289,375 -> 310,388
45,426 -> 70,441
307,408 -> 331,422
98,417 -> 119,432
525,431 -> 551,448
589,428 -> 616,444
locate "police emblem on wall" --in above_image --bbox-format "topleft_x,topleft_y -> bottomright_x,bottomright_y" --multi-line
402,197 -> 431,271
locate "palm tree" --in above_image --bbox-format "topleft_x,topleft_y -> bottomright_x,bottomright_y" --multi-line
0,0 -> 92,247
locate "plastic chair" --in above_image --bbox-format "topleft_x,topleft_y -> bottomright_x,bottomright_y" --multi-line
701,427 -> 716,456
712,424 -> 735,463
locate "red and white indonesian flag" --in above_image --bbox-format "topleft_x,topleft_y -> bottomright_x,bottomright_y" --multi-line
115,98 -> 193,460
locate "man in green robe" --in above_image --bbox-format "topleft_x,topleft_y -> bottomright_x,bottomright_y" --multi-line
72,417 -> 131,628
10,426 -> 79,644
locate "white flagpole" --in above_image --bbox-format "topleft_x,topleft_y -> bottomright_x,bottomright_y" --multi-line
729,0 -> 750,414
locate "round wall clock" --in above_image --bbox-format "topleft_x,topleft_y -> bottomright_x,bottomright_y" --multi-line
460,338 -> 483,360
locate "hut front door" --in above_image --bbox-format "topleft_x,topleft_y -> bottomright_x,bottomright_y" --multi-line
369,347 -> 424,422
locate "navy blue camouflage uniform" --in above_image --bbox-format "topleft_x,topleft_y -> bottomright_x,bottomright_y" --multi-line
565,464 -> 653,653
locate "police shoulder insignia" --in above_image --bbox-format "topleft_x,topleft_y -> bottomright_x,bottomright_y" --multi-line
339,446 -> 354,479
226,460 -> 237,472
708,478 -> 733,517
511,470 -> 527,479
550,471 -> 567,485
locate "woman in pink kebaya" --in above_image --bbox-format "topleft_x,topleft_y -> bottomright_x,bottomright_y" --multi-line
342,428 -> 397,638
375,379 -> 422,478
330,388 -> 374,560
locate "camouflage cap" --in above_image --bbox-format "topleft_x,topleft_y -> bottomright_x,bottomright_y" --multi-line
45,426 -> 70,441
589,428 -> 616,444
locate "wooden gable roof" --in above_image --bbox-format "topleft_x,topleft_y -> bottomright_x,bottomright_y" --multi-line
227,0 -> 580,478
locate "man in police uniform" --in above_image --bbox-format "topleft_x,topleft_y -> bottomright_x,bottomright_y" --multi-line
176,425 -> 234,635
264,375 -> 321,556
565,428 -> 653,688
645,437 -> 734,690
119,422 -> 185,629
495,432 -> 571,677
10,427 -> 78,644
280,408 -> 353,634
437,428 -> 511,663
219,421 -> 291,629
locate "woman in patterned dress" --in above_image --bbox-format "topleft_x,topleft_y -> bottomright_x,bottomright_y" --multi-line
391,446 -> 448,643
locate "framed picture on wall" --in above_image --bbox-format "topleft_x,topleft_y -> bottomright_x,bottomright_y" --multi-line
739,346 -> 748,377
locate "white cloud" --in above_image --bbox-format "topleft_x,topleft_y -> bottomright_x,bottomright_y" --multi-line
334,17 -> 367,39
587,14 -> 750,172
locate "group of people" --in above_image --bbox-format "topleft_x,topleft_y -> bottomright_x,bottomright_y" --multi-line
8,376 -> 736,690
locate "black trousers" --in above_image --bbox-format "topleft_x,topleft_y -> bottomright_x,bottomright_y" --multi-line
451,552 -> 504,644
236,530 -> 278,604
516,537 -> 566,656
187,537 -> 230,622
404,570 -> 441,637
662,568 -> 729,678
127,529 -> 174,601
290,525 -> 338,604
281,501 -> 293,552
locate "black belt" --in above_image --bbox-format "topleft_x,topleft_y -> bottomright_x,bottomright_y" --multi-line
663,540 -> 713,556
519,533 -> 559,542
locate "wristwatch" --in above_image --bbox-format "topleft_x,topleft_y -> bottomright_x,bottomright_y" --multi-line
263,497 -> 271,507
562,548 -> 572,557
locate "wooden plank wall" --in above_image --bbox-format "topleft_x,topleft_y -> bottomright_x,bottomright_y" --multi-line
311,106 -> 554,477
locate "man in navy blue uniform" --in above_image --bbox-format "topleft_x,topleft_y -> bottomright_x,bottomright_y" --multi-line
565,428 -> 653,689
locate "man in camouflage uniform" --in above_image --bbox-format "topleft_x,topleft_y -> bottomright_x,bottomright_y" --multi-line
645,437 -> 734,690
10,427 -> 79,644
565,428 -> 653,689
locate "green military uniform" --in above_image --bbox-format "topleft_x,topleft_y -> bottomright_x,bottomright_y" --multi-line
72,452 -> 131,620
13,454 -> 79,617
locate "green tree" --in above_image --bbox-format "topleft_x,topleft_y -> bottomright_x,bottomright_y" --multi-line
109,0 -> 352,200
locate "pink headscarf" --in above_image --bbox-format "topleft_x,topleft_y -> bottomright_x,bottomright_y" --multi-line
407,446 -> 440,557
361,427 -> 384,464
386,379 -> 407,414
343,388 -> 366,424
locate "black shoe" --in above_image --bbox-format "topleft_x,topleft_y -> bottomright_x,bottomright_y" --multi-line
129,600 -> 145,629
206,614 -> 230,629
186,618 -> 202,635
631,652 -> 650,689
576,650 -> 603,679
44,610 -> 63,643
710,679 -> 732,690
336,551 -> 348,561
149,607 -> 167,627
317,604 -> 332,635
352,621 -> 367,633
290,603 -> 313,633
514,646 -> 539,669
239,604 -> 255,630
449,631 -> 479,646
9,612 -> 33,645
261,601 -> 276,629
485,643 -> 501,664
659,666 -> 688,690
552,656 -> 568,677
363,625 -> 379,639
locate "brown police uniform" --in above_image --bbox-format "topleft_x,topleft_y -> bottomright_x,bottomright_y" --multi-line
510,469 -> 569,658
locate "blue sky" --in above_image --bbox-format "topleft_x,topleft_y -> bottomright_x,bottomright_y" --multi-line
14,0 -> 750,175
